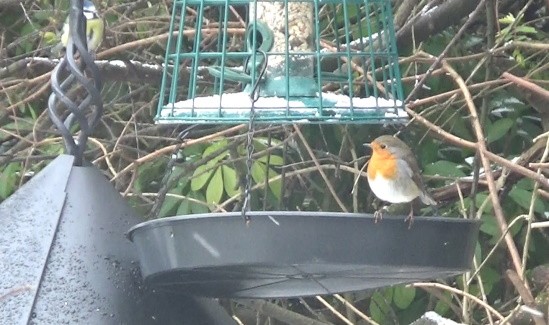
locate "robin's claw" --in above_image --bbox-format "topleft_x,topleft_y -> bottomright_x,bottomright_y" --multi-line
405,204 -> 414,229
404,214 -> 414,229
373,206 -> 386,224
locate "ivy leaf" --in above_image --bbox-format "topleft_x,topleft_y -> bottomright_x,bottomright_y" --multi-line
449,116 -> 473,140
424,160 -> 466,178
222,165 -> 240,197
486,118 -> 514,143
206,167 -> 223,205
191,164 -> 213,191
393,285 -> 416,309
509,187 -> 545,214
479,214 -> 499,238
481,212 -> 522,240
479,266 -> 500,295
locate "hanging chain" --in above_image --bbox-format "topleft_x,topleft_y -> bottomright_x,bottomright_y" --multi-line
241,50 -> 267,224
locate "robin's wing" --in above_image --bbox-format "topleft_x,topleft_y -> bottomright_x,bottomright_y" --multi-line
400,155 -> 437,206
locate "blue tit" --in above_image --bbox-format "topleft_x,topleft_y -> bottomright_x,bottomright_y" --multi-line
59,0 -> 104,54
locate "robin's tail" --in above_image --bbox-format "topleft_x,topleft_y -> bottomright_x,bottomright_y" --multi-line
420,191 -> 437,206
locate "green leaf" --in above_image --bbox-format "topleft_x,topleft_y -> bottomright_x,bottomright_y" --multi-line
0,163 -> 20,199
134,159 -> 167,192
251,162 -> 281,199
480,214 -> 499,237
424,160 -> 466,178
251,161 -> 266,185
382,287 -> 393,302
257,154 -> 284,166
516,178 -> 534,191
479,266 -> 500,295
191,164 -> 213,191
481,212 -> 522,240
42,31 -> 58,45
158,192 -> 181,218
169,166 -> 189,190
202,139 -> 229,165
392,285 -> 416,309
176,197 -> 191,215
206,167 -> 223,205
449,116 -> 473,140
516,25 -> 537,34
253,137 -> 283,151
509,187 -> 545,214
189,191 -> 209,214
499,13 -> 515,25
266,169 -> 282,200
182,143 -> 206,161
469,192 -> 493,213
369,292 -> 390,324
434,291 -> 452,316
486,118 -> 514,143
222,166 -> 240,197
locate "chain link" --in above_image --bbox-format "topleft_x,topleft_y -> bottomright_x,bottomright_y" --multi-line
241,50 -> 267,224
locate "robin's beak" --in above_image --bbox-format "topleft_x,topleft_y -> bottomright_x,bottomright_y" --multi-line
363,143 -> 372,150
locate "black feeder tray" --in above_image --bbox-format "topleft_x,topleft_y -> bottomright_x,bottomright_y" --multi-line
128,212 -> 480,298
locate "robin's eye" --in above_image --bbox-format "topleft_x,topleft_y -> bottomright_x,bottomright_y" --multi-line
380,144 -> 386,149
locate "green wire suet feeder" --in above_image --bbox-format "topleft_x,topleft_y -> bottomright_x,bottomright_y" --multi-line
156,0 -> 407,124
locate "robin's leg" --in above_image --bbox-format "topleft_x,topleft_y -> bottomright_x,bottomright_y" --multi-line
432,204 -> 439,216
404,203 -> 414,229
374,205 -> 387,223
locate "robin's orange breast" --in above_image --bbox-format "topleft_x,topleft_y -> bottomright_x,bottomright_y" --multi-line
367,153 -> 398,180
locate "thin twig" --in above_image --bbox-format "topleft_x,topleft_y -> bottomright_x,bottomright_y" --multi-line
293,125 -> 348,212
411,282 -> 505,321
442,61 -> 526,280
405,0 -> 487,102
333,294 -> 381,325
315,296 -> 353,325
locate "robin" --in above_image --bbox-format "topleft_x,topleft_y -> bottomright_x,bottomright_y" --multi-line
364,135 -> 437,227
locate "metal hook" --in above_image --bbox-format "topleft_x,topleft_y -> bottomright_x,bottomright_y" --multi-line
250,50 -> 268,103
